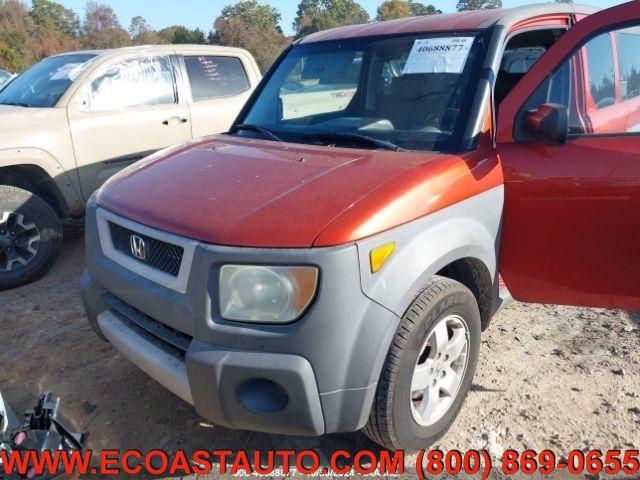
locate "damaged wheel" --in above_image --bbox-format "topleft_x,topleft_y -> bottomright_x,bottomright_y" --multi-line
0,185 -> 62,290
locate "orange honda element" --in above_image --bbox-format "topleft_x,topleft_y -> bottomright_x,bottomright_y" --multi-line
81,2 -> 640,450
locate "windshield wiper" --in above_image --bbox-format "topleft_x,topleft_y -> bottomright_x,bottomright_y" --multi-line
303,131 -> 407,152
229,123 -> 284,142
0,101 -> 31,107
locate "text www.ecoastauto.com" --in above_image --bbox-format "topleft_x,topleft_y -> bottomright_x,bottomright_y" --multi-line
0,449 -> 404,476
2,448 -> 639,477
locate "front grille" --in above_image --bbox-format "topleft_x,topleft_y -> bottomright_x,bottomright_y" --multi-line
104,293 -> 192,358
109,222 -> 184,277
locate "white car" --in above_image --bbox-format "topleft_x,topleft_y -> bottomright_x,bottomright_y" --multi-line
0,45 -> 261,289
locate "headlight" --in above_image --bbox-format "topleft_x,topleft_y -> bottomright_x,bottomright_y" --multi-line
219,265 -> 318,323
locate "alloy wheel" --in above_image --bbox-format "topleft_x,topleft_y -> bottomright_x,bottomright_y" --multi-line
0,211 -> 41,273
410,314 -> 470,426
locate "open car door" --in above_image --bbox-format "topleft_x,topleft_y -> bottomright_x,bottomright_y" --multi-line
497,1 -> 640,310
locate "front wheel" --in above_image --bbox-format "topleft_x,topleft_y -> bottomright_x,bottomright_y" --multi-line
363,276 -> 481,450
0,186 -> 62,290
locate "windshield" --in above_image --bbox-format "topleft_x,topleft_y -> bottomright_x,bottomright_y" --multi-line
0,54 -> 96,108
237,32 -> 487,152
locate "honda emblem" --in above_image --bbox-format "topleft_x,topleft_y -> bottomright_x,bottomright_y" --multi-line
130,235 -> 147,261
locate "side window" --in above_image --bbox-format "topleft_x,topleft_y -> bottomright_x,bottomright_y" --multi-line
518,24 -> 640,138
501,48 -> 546,74
184,56 -> 250,101
585,33 -> 615,109
89,56 -> 176,111
616,27 -> 640,100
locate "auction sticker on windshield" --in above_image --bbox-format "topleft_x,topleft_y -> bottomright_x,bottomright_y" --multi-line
50,63 -> 89,81
403,37 -> 474,74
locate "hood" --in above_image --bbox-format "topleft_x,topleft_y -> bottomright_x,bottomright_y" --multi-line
97,135 -> 502,247
0,105 -> 68,151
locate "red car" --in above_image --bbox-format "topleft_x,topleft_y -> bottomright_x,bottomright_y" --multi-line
81,1 -> 640,450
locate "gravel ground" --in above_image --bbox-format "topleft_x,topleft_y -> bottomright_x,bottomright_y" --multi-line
1,236 -> 638,479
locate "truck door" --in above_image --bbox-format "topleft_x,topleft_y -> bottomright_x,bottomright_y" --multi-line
68,53 -> 192,199
497,1 -> 640,310
179,53 -> 256,138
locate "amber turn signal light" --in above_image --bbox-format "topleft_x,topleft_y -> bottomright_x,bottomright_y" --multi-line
370,242 -> 396,273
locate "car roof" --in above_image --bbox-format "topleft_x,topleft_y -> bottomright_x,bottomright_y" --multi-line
53,44 -> 250,58
299,3 -> 599,44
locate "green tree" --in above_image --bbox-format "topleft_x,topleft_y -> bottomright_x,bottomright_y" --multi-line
409,2 -> 441,16
31,0 -> 80,37
129,15 -> 150,39
129,15 -> 162,44
0,0 -> 79,72
212,0 -> 288,72
376,0 -> 441,21
376,0 -> 411,21
219,0 -> 281,30
83,1 -> 130,48
0,1 -> 38,72
157,26 -> 176,43
456,0 -> 502,11
158,25 -> 206,44
294,0 -> 370,37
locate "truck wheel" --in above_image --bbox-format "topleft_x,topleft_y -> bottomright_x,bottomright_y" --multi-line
363,276 -> 481,450
0,186 -> 62,290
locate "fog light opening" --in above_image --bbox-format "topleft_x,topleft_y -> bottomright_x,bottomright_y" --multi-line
236,378 -> 289,414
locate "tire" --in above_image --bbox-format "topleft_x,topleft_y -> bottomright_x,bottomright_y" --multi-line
363,276 -> 481,450
0,185 -> 62,290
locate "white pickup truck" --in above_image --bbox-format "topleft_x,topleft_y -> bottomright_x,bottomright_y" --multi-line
0,45 -> 261,289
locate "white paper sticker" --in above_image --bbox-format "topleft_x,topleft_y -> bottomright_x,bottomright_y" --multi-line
402,37 -> 474,75
50,63 -> 86,81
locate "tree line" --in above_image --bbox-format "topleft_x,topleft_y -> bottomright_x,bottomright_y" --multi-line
2,0 -> 540,74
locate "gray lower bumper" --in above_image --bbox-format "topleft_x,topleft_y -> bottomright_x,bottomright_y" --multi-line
95,308 -> 325,435
187,341 -> 325,435
97,311 -> 193,404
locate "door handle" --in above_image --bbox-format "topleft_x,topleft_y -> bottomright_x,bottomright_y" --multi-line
162,116 -> 189,125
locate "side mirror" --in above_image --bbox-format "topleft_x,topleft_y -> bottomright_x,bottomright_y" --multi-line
524,103 -> 568,146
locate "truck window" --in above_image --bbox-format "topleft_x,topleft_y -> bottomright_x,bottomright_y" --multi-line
495,28 -> 565,107
0,54 -> 96,108
184,56 -> 250,101
501,48 -> 546,74
88,56 -> 176,111
585,33 -> 615,109
616,27 -> 640,101
517,24 -> 640,138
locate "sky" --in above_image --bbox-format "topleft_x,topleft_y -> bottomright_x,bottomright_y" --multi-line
55,0 -> 625,37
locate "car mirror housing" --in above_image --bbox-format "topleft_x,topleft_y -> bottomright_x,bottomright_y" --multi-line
524,103 -> 569,146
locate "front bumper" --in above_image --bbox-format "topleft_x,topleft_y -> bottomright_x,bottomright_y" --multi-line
90,305 -> 324,435
81,202 -> 400,436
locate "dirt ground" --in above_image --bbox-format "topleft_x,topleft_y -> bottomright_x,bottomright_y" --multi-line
1,236 -> 639,479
